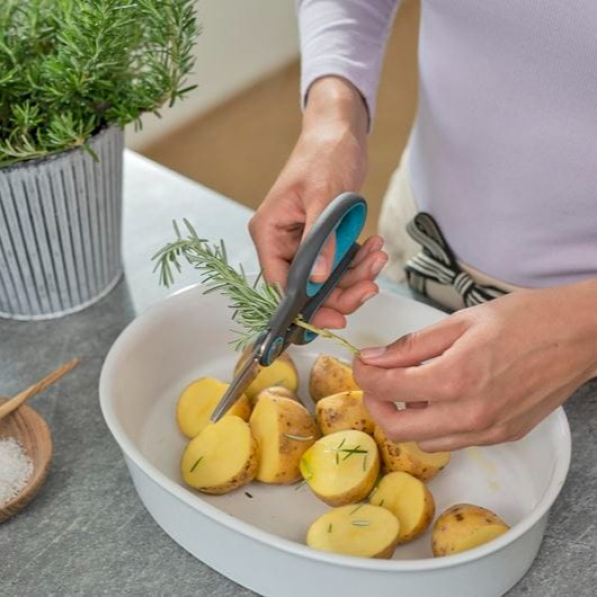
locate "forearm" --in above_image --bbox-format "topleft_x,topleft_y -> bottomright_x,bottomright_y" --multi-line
297,0 -> 401,127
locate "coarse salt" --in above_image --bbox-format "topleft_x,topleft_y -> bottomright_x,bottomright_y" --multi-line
0,437 -> 34,507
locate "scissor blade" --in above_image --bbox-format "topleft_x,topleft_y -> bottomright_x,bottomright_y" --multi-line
210,354 -> 260,423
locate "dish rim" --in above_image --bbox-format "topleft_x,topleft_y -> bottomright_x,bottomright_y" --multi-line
99,283 -> 572,572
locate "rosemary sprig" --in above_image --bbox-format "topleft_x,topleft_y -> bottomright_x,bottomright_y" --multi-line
152,219 -> 361,354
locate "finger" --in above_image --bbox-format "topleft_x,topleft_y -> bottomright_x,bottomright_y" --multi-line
417,383 -> 577,452
310,307 -> 347,329
364,393 -> 475,441
323,280 -> 379,315
349,235 -> 385,268
304,202 -> 337,282
358,317 -> 469,368
337,250 -> 388,289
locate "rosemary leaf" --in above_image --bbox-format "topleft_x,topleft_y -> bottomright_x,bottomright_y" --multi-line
190,456 -> 203,472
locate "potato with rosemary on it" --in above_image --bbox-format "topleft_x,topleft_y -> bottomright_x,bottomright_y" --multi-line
369,472 -> 435,544
177,377 -> 251,439
235,348 -> 299,404
316,390 -> 375,435
309,355 -> 360,402
300,430 -> 380,506
432,504 -> 510,557
374,426 -> 451,481
307,504 -> 400,559
181,416 -> 259,494
249,394 -> 319,484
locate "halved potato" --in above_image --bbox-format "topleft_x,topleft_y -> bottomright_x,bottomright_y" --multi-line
235,349 -> 299,403
181,416 -> 258,494
249,395 -> 319,483
254,385 -> 300,404
316,390 -> 374,435
369,471 -> 435,544
374,427 -> 450,481
307,504 -> 400,559
300,430 -> 380,506
177,377 -> 251,438
432,504 -> 510,557
309,355 -> 360,402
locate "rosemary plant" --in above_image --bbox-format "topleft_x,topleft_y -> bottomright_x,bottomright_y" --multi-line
0,0 -> 198,166
152,219 -> 360,354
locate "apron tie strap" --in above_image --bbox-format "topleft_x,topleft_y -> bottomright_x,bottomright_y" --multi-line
405,212 -> 507,307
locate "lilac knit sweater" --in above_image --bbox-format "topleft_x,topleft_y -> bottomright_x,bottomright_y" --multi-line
298,0 -> 597,287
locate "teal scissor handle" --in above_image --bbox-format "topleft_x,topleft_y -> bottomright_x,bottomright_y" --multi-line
259,192 -> 367,365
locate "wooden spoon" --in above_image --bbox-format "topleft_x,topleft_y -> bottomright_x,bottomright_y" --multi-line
0,359 -> 79,422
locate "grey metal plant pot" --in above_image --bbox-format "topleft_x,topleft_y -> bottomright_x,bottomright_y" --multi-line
0,126 -> 124,320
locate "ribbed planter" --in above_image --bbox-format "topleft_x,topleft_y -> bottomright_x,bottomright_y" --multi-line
0,127 -> 124,320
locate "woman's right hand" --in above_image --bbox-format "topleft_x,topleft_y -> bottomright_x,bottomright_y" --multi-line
249,76 -> 388,330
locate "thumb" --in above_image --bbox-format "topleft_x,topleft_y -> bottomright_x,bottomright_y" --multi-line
357,318 -> 468,369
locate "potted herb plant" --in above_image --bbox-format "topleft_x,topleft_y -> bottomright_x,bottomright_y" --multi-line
0,0 -> 197,319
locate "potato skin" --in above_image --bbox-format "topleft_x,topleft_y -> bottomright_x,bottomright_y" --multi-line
374,427 -> 450,481
250,395 -> 319,484
432,504 -> 510,557
309,355 -> 360,402
316,391 -> 375,435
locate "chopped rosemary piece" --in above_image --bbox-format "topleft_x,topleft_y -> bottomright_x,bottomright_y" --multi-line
379,499 -> 385,508
341,445 -> 368,461
362,454 -> 368,471
283,433 -> 314,442
190,456 -> 203,472
244,491 -> 253,499
351,520 -> 371,527
153,219 -> 361,353
350,504 -> 364,516
327,523 -> 333,534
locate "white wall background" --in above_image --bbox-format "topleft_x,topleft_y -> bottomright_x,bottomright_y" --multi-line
126,0 -> 300,150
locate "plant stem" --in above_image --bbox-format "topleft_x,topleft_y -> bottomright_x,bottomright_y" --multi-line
294,319 -> 360,356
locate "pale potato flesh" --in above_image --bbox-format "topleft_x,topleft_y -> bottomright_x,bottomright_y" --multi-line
176,377 -> 251,438
249,395 -> 319,484
300,430 -> 380,506
181,416 -> 258,494
235,350 -> 299,403
432,504 -> 510,557
309,355 -> 360,402
374,427 -> 451,481
307,504 -> 400,559
316,390 -> 374,435
369,471 -> 435,543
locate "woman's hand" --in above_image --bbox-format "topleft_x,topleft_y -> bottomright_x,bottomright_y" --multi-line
249,76 -> 388,330
353,281 -> 597,451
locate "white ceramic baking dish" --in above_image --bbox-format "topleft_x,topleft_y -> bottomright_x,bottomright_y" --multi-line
99,284 -> 571,597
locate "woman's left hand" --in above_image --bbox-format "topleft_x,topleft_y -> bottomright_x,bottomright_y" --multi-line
353,280 -> 597,452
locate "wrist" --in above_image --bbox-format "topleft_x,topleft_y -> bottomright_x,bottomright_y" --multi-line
303,76 -> 368,143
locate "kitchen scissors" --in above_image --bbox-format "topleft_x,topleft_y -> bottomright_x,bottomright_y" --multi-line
210,192 -> 367,423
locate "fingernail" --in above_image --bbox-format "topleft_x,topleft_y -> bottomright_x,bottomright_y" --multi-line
312,255 -> 327,277
360,346 -> 386,360
360,291 -> 377,305
370,257 -> 387,277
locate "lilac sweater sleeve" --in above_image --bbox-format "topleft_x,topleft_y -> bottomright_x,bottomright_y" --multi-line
297,0 -> 401,124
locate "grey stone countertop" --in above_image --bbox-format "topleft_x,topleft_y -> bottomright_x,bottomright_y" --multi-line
1,152 -> 596,597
